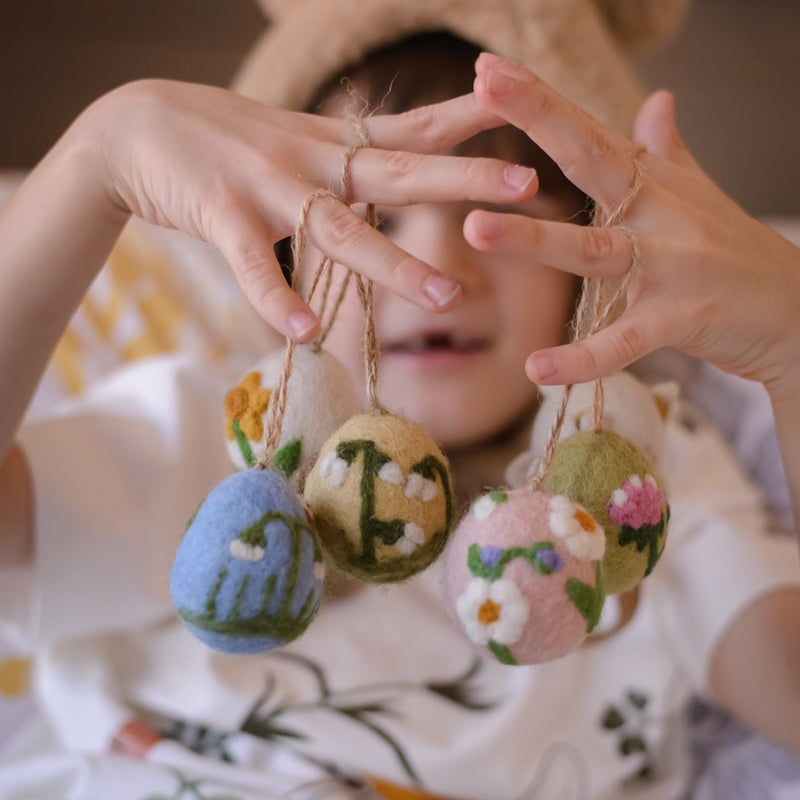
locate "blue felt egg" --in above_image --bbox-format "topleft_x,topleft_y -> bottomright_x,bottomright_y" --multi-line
171,468 -> 325,653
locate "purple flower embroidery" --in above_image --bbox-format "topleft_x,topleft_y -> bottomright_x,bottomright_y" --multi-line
480,545 -> 504,567
536,548 -> 564,572
608,475 -> 663,529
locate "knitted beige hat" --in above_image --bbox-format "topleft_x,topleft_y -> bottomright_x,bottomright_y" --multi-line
232,0 -> 689,135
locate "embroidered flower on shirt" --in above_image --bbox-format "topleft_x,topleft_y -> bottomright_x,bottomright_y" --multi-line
607,474 -> 663,529
548,494 -> 605,561
225,371 -> 271,442
456,576 -> 529,648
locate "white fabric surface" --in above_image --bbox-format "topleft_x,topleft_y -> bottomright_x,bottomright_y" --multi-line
0,356 -> 797,799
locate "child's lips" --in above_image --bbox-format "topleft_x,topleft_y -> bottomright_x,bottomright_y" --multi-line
382,331 -> 492,367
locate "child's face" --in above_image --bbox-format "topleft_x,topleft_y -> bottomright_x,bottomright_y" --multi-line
303,188 -> 578,450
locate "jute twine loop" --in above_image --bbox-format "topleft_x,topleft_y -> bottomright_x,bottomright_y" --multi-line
530,145 -> 647,488
258,187 -> 339,469
258,105 -> 377,469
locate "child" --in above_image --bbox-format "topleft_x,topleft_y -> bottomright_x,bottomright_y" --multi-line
1,1 -> 800,799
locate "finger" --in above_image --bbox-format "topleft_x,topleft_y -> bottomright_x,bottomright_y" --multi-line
305,195 -> 462,311
212,204 -> 320,341
473,52 -> 637,214
525,310 -> 663,385
633,90 -> 698,169
344,147 -> 538,206
464,210 -> 633,278
365,93 -> 507,153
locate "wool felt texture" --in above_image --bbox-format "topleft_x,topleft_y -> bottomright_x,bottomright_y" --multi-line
225,345 -> 360,475
170,468 -> 325,653
233,0 -> 689,137
541,430 -> 669,595
303,412 -> 454,583
506,372 -> 678,488
443,487 -> 606,666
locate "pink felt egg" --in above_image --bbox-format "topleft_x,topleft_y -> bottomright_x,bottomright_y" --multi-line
443,487 -> 606,666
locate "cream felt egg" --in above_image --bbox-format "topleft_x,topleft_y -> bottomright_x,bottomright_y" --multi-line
224,345 -> 360,476
303,412 -> 454,582
541,430 -> 669,595
443,488 -> 606,666
506,372 -> 677,488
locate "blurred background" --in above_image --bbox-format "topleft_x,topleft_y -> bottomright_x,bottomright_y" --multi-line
0,0 -> 798,218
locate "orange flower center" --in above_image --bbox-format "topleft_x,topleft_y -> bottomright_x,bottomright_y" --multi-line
574,508 -> 597,532
478,599 -> 501,625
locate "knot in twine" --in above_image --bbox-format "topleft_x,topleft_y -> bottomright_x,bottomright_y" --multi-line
531,144 -> 646,488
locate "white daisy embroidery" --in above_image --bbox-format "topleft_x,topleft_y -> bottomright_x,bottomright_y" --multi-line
472,494 -> 498,521
547,494 -> 605,562
456,577 -> 529,646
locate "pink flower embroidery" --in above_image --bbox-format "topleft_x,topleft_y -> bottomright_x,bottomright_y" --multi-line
607,475 -> 663,529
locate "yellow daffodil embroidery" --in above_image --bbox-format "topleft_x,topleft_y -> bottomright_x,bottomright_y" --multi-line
225,372 -> 271,467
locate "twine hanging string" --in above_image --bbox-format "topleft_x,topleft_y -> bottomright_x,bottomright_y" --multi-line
257,103 -> 375,469
530,145 -> 646,488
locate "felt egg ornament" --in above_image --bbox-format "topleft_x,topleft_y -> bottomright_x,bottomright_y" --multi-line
224,345 -> 359,476
541,430 -> 670,595
443,488 -> 606,666
171,468 -> 325,653
303,412 -> 454,582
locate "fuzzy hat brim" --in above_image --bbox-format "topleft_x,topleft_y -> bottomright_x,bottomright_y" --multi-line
231,0 -> 686,134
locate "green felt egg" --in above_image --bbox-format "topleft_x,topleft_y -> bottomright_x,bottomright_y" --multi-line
542,430 -> 669,595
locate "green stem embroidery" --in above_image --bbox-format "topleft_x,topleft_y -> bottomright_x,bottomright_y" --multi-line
232,418 -> 256,468
467,542 -> 557,581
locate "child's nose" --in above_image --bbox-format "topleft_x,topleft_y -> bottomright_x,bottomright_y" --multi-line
408,207 -> 487,292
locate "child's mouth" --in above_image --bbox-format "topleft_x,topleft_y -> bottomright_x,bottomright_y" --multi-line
382,331 -> 491,363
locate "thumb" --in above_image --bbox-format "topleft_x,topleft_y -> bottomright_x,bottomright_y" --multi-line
633,90 -> 696,168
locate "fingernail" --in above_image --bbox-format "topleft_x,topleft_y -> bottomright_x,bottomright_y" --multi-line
531,353 -> 555,381
505,164 -> 536,192
288,310 -> 318,339
486,69 -> 515,96
423,275 -> 461,307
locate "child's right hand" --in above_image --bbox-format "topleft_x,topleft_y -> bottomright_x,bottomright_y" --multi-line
72,79 -> 537,340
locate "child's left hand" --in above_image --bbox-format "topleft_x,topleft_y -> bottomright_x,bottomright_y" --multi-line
466,53 -> 800,405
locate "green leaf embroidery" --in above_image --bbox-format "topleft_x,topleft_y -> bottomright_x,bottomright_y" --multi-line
488,489 -> 509,503
272,438 -> 302,478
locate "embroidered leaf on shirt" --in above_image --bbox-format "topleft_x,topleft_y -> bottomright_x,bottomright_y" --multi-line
601,707 -> 626,729
620,735 -> 647,756
627,690 -> 648,710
